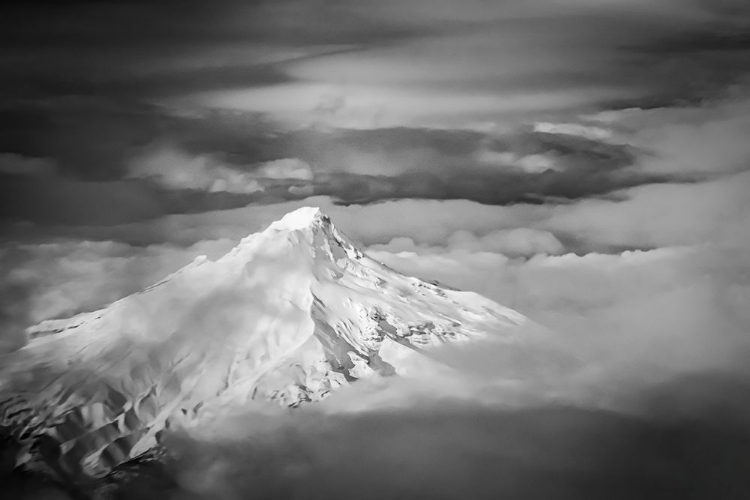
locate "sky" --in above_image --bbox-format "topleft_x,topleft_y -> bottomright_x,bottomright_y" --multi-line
2,0 -> 750,498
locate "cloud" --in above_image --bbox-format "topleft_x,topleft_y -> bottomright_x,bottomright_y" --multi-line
289,184 -> 314,197
128,146 -> 263,194
185,0 -> 750,128
474,150 -> 560,173
81,196 -> 546,248
7,88 -> 749,231
370,228 -> 565,258
0,153 -> 56,177
533,122 -> 613,141
4,123 -> 745,248
540,168 -> 750,250
0,98 -> 161,180
257,158 -> 314,180
368,243 -> 750,382
0,238 -> 236,353
1,116 -> 673,232
449,228 -> 565,256
193,81 -> 627,129
279,126 -> 666,205
0,177 -> 168,226
589,97 -> 750,176
127,148 -> 315,197
134,380 -> 750,500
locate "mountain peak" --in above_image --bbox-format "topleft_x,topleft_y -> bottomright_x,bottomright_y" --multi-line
269,206 -> 327,232
1,208 -> 529,481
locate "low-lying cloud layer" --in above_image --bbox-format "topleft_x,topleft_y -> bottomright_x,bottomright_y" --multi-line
132,383 -> 750,500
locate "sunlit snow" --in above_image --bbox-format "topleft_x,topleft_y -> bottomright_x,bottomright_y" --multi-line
0,207 -> 528,481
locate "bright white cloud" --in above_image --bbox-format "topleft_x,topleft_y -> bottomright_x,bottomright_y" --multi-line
370,228 -> 565,258
475,149 -> 560,173
369,243 -> 750,382
584,97 -> 750,175
257,158 -> 314,180
540,168 -> 750,249
533,122 -> 613,141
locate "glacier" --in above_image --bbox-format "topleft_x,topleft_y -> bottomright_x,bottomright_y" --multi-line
0,207 -> 529,482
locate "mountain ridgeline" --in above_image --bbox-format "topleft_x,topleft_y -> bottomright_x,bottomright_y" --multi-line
0,207 -> 528,482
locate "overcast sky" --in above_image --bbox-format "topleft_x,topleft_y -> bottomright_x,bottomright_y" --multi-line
2,2 -> 750,497
2,0 -> 749,228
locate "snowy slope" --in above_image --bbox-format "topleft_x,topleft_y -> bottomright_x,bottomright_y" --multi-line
0,207 -> 528,481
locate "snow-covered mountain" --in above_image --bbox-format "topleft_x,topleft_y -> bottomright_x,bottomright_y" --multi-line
0,207 -> 528,482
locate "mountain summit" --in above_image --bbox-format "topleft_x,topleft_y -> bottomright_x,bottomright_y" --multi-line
0,207 -> 528,481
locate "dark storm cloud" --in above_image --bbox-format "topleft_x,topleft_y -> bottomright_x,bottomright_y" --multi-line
0,101 -> 684,228
0,0 -> 748,230
0,100 -> 288,225
0,98 -> 165,179
313,168 -> 679,207
1,0 -> 747,202
289,127 -> 685,205
0,0 -> 438,217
